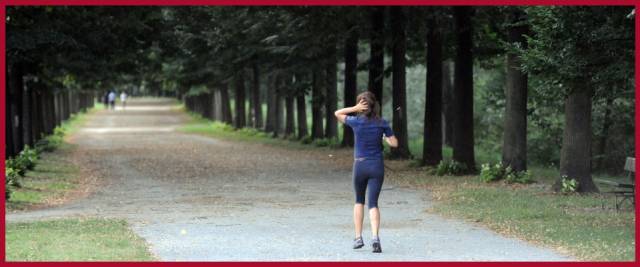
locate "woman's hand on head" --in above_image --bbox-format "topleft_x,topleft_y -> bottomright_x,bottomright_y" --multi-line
354,99 -> 368,113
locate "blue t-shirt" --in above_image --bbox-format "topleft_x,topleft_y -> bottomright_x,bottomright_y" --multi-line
345,115 -> 395,159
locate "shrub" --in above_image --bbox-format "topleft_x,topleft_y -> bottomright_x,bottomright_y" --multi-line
561,175 -> 579,194
6,158 -> 27,176
5,167 -> 22,188
18,146 -> 39,170
479,162 -> 534,184
300,136 -> 313,144
312,138 -> 330,147
435,160 -> 469,176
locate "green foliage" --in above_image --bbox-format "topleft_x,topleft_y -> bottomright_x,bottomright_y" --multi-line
435,160 -> 469,176
300,136 -> 313,145
18,146 -> 39,170
34,128 -> 64,153
560,175 -> 579,194
479,162 -> 534,184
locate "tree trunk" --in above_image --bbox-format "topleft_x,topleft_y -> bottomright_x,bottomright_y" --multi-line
554,86 -> 598,193
221,83 -> 233,124
22,80 -> 33,147
273,75 -> 283,138
234,70 -> 246,129
7,63 -> 24,157
368,6 -> 385,108
389,6 -> 411,159
252,63 -> 263,129
311,67 -> 324,139
285,95 -> 295,137
342,25 -> 358,147
452,6 -> 476,172
442,60 -> 454,147
423,16 -> 443,166
265,73 -> 277,133
502,10 -> 529,172
325,43 -> 338,139
296,91 -> 309,139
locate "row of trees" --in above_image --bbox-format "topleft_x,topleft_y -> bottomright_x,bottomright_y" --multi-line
6,7 -> 164,158
6,6 -> 634,193
174,6 -> 633,192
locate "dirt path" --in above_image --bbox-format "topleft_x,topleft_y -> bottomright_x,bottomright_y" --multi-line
6,98 -> 573,261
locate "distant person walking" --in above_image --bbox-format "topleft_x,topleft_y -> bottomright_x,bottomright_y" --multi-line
334,91 -> 398,253
103,91 -> 109,107
108,90 -> 116,110
120,91 -> 128,110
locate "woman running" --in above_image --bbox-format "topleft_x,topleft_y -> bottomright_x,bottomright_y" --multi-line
334,91 -> 398,253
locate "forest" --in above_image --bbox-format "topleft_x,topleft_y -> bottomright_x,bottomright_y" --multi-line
5,6 -> 635,193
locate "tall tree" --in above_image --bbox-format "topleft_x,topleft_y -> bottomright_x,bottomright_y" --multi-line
521,6 -> 632,192
368,6 -> 385,106
234,70 -> 247,129
311,67 -> 324,139
342,23 -> 358,147
502,8 -> 529,172
252,62 -> 263,128
390,6 -> 411,159
324,43 -> 338,139
423,15 -> 443,166
452,6 -> 476,172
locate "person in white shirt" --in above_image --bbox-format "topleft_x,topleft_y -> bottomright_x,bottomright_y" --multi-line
120,91 -> 128,110
108,91 -> 116,110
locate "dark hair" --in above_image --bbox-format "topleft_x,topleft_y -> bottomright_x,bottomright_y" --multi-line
356,91 -> 381,120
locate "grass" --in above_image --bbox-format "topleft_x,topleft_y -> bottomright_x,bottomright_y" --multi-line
390,165 -> 635,261
7,105 -> 99,211
7,148 -> 81,211
5,218 -> 156,261
178,109 -> 344,151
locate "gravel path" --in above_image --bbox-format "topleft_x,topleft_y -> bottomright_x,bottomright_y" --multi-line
6,98 -> 573,261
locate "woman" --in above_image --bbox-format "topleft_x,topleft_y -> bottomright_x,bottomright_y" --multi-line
334,91 -> 398,253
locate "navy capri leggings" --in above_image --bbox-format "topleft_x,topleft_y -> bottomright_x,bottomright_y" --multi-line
353,158 -> 384,209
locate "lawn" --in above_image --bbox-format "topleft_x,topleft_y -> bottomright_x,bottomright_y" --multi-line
7,105 -> 99,211
5,218 -> 155,261
386,162 -> 635,261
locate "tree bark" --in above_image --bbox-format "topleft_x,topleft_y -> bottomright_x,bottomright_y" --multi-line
390,6 -> 411,159
296,90 -> 309,139
325,43 -> 338,139
7,63 -> 24,157
342,25 -> 358,147
442,60 -> 454,147
311,67 -> 324,139
502,10 -> 529,172
273,75 -> 283,138
285,95 -> 295,137
220,83 -> 233,124
368,6 -> 385,108
554,86 -> 598,193
265,73 -> 277,133
423,16 -> 443,166
252,63 -> 263,129
452,6 -> 476,172
22,80 -> 33,147
234,70 -> 246,129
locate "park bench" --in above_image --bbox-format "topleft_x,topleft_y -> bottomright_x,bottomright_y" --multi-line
596,157 -> 635,211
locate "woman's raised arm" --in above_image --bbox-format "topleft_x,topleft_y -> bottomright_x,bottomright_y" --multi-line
334,99 -> 368,123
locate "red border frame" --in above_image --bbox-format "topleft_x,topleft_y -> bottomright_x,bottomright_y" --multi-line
1,1 -> 638,266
